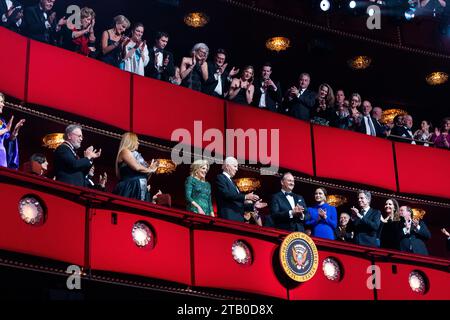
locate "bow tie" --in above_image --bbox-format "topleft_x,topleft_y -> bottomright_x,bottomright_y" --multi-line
285,192 -> 294,197
154,48 -> 163,54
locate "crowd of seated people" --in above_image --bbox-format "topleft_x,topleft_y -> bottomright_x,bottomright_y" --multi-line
1,0 -> 448,150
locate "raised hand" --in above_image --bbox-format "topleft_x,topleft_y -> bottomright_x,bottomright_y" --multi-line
148,159 -> 159,173
350,206 -> 359,217
12,118 -> 25,137
48,12 -> 56,24
58,16 -> 67,27
99,172 -> 108,187
6,116 -> 14,132
229,67 -> 239,77
218,62 -> 228,74
441,228 -> 450,237
90,18 -> 95,32
254,200 -> 267,209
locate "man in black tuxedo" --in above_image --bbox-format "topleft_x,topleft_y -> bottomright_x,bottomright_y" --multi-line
283,73 -> 316,121
85,164 -> 107,192
0,0 -> 23,32
270,172 -> 310,232
252,63 -> 283,113
390,114 -> 415,144
54,124 -> 101,187
145,31 -> 175,82
358,100 -> 377,137
398,206 -> 431,255
350,190 -> 381,247
23,0 -> 65,44
215,157 -> 266,222
203,49 -> 239,98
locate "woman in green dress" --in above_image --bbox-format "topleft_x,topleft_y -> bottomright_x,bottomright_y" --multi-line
185,159 -> 214,216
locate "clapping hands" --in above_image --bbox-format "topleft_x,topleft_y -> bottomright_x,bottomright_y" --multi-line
84,146 -> 101,159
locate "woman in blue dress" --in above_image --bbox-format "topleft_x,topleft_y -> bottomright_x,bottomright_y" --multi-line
306,187 -> 338,240
114,132 -> 158,201
0,93 -> 25,169
185,159 -> 214,216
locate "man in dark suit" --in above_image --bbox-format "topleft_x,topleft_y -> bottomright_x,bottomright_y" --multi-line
54,124 -> 101,187
23,0 -> 65,44
398,206 -> 431,255
0,0 -> 23,32
145,31 -> 175,82
252,62 -> 283,113
283,73 -> 316,121
203,49 -> 238,98
85,164 -> 107,192
390,114 -> 415,144
350,190 -> 381,247
358,100 -> 377,137
371,106 -> 389,138
270,172 -> 310,232
215,156 -> 266,222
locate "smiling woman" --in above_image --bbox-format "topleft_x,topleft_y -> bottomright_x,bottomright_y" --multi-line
185,159 -> 214,216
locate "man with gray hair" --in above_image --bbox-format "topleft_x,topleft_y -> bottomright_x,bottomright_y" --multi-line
215,156 -> 266,222
54,124 -> 101,187
350,190 -> 381,247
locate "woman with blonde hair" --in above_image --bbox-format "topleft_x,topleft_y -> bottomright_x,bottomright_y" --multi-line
101,15 -> 131,67
185,159 -> 214,216
113,132 -> 158,201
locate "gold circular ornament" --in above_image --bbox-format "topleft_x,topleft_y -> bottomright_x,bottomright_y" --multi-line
279,232 -> 319,282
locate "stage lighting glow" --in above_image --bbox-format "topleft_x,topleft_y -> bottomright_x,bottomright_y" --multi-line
320,0 -> 330,12
404,8 -> 416,20
349,1 -> 356,9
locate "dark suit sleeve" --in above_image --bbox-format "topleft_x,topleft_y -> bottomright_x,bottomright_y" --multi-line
270,81 -> 283,105
55,146 -> 92,171
354,209 -> 381,232
270,194 -> 291,223
413,221 -> 431,240
303,91 -> 316,110
216,175 -> 245,202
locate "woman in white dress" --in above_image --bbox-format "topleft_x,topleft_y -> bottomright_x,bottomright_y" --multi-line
120,23 -> 149,76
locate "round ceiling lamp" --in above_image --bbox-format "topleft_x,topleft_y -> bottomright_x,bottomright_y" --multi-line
234,178 -> 261,193
326,195 -> 348,207
42,133 -> 64,149
348,55 -> 372,70
184,12 -> 209,28
265,37 -> 291,52
380,108 -> 408,125
425,71 -> 448,85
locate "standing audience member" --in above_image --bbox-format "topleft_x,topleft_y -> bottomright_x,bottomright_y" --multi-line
0,92 -> 25,169
146,31 -> 175,82
331,89 -> 350,129
113,132 -> 158,201
252,62 -> 282,113
358,100 -> 377,137
203,49 -> 238,98
347,93 -> 362,131
430,117 -> 450,149
398,206 -> 431,255
1,0 -> 23,32
227,66 -> 255,105
350,190 -> 381,248
284,73 -> 316,121
335,212 -> 354,242
413,120 -> 433,146
378,198 -> 401,250
306,187 -> 337,240
101,15 -> 130,67
270,172 -> 310,232
85,164 -> 107,191
215,157 -> 266,222
371,106 -> 389,138
24,0 -> 65,44
120,22 -> 149,76
185,159 -> 214,217
311,83 -> 335,126
180,43 -> 209,92
62,7 -> 96,57
54,124 -> 101,187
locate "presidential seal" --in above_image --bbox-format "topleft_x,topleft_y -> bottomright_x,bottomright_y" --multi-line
279,232 -> 319,282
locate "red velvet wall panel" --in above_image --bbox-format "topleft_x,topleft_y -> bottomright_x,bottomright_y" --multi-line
289,250 -> 374,300
0,183 -> 85,265
27,40 -> 130,129
395,143 -> 450,199
133,76 -> 225,149
0,27 -> 27,100
313,125 -> 397,191
226,103 -> 314,176
376,262 -> 450,300
193,229 -> 288,298
90,209 -> 191,285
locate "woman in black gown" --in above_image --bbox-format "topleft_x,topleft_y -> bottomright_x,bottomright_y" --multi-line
377,198 -> 401,250
180,43 -> 209,92
227,66 -> 255,105
114,132 -> 158,201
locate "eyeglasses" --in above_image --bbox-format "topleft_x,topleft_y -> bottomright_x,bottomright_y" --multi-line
71,132 -> 83,139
